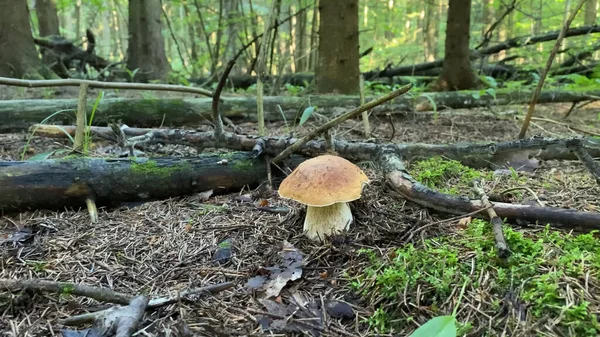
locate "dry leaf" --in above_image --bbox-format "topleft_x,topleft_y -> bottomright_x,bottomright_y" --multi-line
457,217 -> 472,229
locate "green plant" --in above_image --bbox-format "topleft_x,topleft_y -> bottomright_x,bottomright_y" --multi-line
409,156 -> 492,195
350,220 -> 600,335
82,91 -> 104,154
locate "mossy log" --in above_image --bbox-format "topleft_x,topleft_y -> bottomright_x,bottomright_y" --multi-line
2,89 -> 600,132
0,152 -> 303,213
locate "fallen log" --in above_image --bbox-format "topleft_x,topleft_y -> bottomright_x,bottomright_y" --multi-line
363,25 -> 600,78
0,152 -> 303,213
3,89 -> 600,132
27,124 -> 600,167
379,152 -> 600,231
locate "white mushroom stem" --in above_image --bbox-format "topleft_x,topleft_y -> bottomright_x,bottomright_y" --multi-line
303,202 -> 353,241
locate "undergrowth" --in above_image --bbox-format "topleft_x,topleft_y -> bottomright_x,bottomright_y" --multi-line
409,156 -> 493,195
349,219 -> 600,336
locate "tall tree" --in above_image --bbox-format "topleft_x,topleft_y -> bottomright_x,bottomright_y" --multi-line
36,0 -> 60,37
316,0 -> 359,94
126,0 -> 171,82
433,0 -> 480,91
0,1 -> 54,79
585,0 -> 597,25
424,0 -> 439,62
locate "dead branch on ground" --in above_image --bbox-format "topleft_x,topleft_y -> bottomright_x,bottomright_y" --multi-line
378,151 -> 600,231
61,282 -> 235,326
0,76 -> 213,98
473,180 -> 511,259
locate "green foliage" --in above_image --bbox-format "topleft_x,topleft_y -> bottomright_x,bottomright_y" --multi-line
409,316 -> 457,337
350,220 -> 600,335
299,106 -> 317,126
409,156 -> 492,194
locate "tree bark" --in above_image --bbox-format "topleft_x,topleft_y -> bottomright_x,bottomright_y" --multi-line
434,0 -> 480,90
316,0 -> 359,94
126,0 -> 171,82
0,1 -> 55,79
35,0 -> 60,37
3,89 -> 600,132
585,0 -> 598,25
424,0 -> 438,62
0,152 -> 302,213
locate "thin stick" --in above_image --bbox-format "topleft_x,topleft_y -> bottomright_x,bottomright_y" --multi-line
359,75 -> 371,138
212,59 -> 236,140
73,83 -> 89,151
271,83 -> 412,163
160,0 -> 190,74
0,278 -> 132,305
61,281 -> 235,326
0,77 -> 213,97
473,180 -> 511,259
518,0 -> 588,139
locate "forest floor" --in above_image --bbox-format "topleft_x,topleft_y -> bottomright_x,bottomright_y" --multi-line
1,90 -> 600,337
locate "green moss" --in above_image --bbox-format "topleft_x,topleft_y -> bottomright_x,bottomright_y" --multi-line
409,156 -> 492,195
233,158 -> 254,170
129,159 -> 190,178
349,220 -> 600,335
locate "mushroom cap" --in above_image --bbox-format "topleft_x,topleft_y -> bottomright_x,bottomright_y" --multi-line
278,155 -> 369,207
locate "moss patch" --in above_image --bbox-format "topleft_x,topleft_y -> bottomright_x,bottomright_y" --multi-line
349,220 -> 600,335
408,156 -> 493,195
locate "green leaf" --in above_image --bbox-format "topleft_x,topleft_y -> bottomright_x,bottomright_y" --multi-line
409,316 -> 457,337
485,88 -> 497,99
299,106 -> 316,126
26,151 -> 55,161
470,91 -> 481,100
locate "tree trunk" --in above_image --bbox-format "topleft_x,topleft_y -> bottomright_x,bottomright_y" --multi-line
585,0 -> 597,25
295,0 -> 307,72
0,153 -> 303,213
35,0 -> 60,37
481,0 -> 494,36
126,0 -> 171,82
434,0 -> 480,90
316,0 -> 359,94
3,89 -> 600,132
0,1 -> 55,79
424,0 -> 438,62
308,0 -> 319,71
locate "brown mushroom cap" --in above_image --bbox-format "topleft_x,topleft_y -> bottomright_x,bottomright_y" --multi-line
278,155 -> 369,207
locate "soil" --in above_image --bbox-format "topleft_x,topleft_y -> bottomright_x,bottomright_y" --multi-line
1,87 -> 600,337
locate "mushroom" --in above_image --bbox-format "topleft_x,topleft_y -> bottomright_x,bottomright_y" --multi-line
278,155 -> 369,241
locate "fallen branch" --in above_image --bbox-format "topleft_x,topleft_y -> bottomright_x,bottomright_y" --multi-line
61,281 -> 235,326
378,151 -> 600,231
473,180 -> 511,259
3,89 -> 599,131
0,278 -> 132,305
0,152 -> 304,212
28,124 -> 600,165
363,25 -> 600,78
271,83 -> 413,163
0,76 -> 213,98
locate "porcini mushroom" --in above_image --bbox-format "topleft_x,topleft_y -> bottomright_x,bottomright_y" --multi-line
278,155 -> 369,241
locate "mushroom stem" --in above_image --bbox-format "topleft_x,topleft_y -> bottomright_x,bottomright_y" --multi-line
304,202 -> 353,241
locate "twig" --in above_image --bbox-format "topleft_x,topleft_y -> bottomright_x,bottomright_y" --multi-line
516,115 -> 600,137
73,83 -> 89,151
0,278 -> 132,305
498,186 -> 545,206
0,77 -> 213,97
61,281 -> 235,326
378,151 -> 600,231
518,0 -> 588,139
212,59 -> 236,140
359,75 -> 371,138
271,83 -> 413,163
568,140 -> 600,184
473,180 -> 511,259
112,296 -> 149,337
